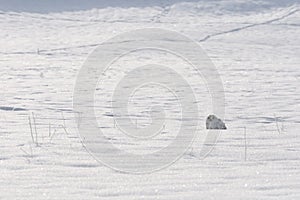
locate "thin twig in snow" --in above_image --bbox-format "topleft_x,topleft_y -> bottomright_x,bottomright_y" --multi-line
49,122 -> 51,137
274,114 -> 280,134
28,115 -> 35,144
60,124 -> 69,135
75,111 -> 82,128
50,129 -> 57,143
32,112 -> 38,146
20,147 -> 31,163
61,111 -> 66,128
244,127 -> 247,161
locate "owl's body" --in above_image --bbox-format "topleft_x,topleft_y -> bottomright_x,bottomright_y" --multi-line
206,115 -> 227,130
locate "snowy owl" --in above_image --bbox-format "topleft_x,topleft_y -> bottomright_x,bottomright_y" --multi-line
206,115 -> 227,130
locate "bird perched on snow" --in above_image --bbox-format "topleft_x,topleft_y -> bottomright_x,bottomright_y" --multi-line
206,115 -> 227,130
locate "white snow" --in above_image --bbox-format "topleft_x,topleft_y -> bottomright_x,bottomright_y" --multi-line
0,0 -> 299,199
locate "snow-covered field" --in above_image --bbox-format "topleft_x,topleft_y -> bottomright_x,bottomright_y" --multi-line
0,0 -> 299,199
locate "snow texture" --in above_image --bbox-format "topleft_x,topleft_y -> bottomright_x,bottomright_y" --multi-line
0,0 -> 299,199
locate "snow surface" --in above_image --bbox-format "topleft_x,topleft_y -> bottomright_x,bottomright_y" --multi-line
0,0 -> 300,199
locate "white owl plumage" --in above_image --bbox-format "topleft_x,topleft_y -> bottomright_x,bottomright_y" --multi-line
206,115 -> 227,130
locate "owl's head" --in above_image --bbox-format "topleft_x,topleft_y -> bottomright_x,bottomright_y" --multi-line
207,115 -> 216,121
